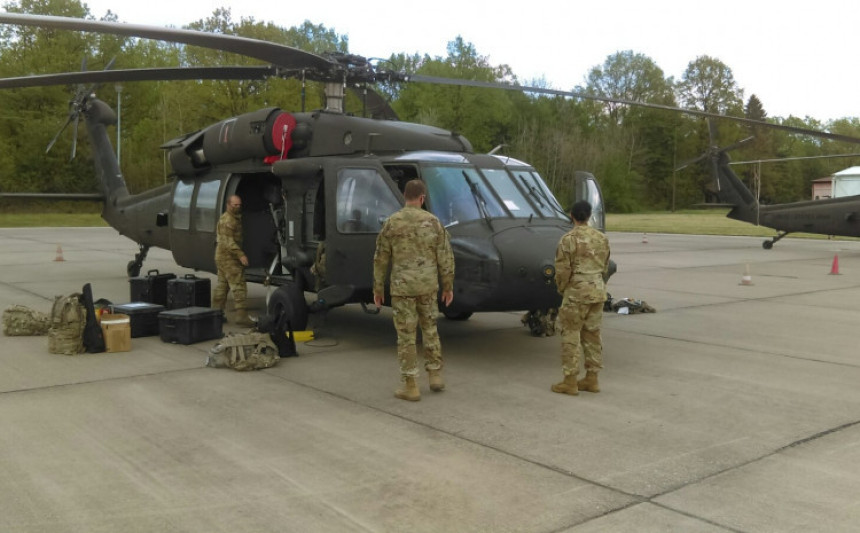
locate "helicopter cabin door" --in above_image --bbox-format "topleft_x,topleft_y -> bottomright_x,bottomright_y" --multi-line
573,171 -> 606,232
169,176 -> 222,273
323,159 -> 403,300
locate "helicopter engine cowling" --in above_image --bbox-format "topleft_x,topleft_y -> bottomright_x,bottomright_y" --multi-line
167,108 -> 296,174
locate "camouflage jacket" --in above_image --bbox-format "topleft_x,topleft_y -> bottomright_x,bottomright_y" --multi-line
373,206 -> 455,297
215,210 -> 244,263
554,224 -> 610,304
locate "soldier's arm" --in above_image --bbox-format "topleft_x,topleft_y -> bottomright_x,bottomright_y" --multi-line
554,236 -> 574,293
436,226 -> 455,292
373,227 -> 392,302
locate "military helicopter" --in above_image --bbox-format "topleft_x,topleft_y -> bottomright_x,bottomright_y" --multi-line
679,122 -> 860,249
0,13 -> 857,332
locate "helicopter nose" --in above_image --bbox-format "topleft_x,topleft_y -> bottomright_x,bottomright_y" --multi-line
448,224 -> 565,312
494,225 -> 564,292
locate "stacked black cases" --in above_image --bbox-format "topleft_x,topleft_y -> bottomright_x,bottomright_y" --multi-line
129,269 -> 176,306
158,307 -> 223,345
167,274 -> 212,309
111,302 -> 166,338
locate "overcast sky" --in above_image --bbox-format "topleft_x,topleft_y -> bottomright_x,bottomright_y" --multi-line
54,0 -> 860,121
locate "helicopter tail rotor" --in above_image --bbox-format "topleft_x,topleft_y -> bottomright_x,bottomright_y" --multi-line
46,57 -> 116,160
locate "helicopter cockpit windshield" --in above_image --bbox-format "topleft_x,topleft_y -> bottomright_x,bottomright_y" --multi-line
422,165 -> 568,227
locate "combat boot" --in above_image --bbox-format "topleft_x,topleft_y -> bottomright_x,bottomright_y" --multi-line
577,371 -> 600,393
395,377 -> 421,401
551,374 -> 579,395
234,309 -> 255,328
428,369 -> 445,392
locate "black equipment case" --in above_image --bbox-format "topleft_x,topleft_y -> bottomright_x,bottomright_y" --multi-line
167,274 -> 211,309
158,306 -> 223,345
129,269 -> 176,306
111,302 -> 166,338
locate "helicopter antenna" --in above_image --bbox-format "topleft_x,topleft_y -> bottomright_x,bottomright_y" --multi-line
301,70 -> 306,112
488,144 -> 506,155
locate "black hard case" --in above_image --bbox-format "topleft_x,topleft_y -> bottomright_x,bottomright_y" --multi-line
129,269 -> 176,306
158,306 -> 223,345
110,302 -> 166,338
166,274 -> 212,309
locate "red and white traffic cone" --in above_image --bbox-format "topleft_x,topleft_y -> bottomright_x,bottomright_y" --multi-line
53,245 -> 65,262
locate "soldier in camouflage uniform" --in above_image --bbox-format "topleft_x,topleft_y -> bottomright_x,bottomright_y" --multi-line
213,195 -> 254,327
373,180 -> 455,402
552,200 -> 610,396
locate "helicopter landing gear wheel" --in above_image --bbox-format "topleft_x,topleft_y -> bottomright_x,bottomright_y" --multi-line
442,309 -> 472,321
127,244 -> 150,277
762,240 -> 773,250
267,282 -> 309,332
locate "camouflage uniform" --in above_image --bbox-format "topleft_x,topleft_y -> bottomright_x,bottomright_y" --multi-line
213,209 -> 248,313
554,224 -> 610,377
373,205 -> 455,378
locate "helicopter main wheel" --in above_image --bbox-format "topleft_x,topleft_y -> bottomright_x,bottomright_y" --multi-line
127,260 -> 141,278
762,240 -> 774,250
267,282 -> 309,331
442,309 -> 472,321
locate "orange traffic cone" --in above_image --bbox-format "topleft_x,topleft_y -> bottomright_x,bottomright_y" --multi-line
642,233 -> 649,244
53,245 -> 65,262
829,254 -> 840,275
740,263 -> 753,285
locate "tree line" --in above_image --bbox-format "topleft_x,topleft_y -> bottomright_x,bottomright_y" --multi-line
2,0 -> 859,212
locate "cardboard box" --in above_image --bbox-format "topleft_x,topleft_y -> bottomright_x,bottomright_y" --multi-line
100,313 -> 131,353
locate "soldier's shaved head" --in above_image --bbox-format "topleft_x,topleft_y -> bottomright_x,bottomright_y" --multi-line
404,179 -> 427,201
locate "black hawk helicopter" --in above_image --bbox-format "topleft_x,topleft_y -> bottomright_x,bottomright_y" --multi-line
0,13 -> 858,332
678,121 -> 860,249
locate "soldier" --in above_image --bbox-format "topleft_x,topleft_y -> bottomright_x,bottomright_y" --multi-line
373,180 -> 455,402
213,194 -> 255,327
552,200 -> 610,396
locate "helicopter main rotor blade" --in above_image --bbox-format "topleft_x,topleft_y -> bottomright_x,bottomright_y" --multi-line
0,13 -> 333,72
408,74 -> 860,145
0,66 -> 278,89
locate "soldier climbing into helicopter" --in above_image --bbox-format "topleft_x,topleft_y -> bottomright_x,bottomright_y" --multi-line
213,195 -> 255,327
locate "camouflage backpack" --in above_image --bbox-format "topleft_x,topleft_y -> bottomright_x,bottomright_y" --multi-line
47,293 -> 87,355
206,332 -> 279,371
2,305 -> 51,336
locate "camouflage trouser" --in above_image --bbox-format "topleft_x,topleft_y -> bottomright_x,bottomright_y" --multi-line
392,294 -> 443,378
558,300 -> 604,377
213,260 -> 248,311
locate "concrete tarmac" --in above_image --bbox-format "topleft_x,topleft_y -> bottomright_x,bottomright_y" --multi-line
2,227 -> 860,532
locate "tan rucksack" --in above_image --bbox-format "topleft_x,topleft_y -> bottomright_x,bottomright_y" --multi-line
2,305 -> 51,336
206,332 -> 279,371
47,293 -> 87,355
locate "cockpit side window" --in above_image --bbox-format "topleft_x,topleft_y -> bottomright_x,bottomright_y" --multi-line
336,168 -> 401,233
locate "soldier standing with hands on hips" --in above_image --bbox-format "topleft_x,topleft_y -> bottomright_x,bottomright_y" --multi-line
552,200 -> 610,396
213,194 -> 255,327
374,180 -> 455,402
